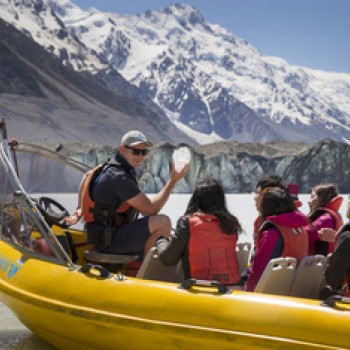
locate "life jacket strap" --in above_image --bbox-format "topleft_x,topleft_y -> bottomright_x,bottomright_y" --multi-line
89,205 -> 123,226
103,226 -> 114,247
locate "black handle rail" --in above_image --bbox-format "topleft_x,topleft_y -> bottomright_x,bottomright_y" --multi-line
321,294 -> 350,307
79,263 -> 113,279
180,278 -> 229,294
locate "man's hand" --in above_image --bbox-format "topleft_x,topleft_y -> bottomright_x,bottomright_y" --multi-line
170,161 -> 189,183
128,162 -> 190,216
64,209 -> 82,225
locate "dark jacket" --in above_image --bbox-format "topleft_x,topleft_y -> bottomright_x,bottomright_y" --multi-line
86,152 -> 139,244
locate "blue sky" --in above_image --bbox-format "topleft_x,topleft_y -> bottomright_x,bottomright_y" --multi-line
72,0 -> 350,73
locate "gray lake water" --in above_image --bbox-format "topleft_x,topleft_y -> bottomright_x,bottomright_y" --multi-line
0,302 -> 55,350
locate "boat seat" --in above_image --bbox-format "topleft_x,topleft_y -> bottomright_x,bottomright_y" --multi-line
236,242 -> 252,274
84,250 -> 138,273
136,247 -> 184,282
254,257 -> 297,295
290,255 -> 327,299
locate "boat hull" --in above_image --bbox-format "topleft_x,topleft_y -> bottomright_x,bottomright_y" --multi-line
1,241 -> 350,350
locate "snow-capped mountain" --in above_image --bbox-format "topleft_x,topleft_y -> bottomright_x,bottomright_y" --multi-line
1,0 -> 350,144
0,0 -> 107,72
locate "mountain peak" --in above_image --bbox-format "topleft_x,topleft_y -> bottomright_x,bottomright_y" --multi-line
164,3 -> 203,20
161,2 -> 210,32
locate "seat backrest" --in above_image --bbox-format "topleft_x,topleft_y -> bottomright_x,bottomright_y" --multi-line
289,255 -> 327,299
254,257 -> 297,295
136,247 -> 184,282
236,242 -> 252,274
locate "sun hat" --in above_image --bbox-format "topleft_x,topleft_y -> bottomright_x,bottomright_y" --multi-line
121,130 -> 153,147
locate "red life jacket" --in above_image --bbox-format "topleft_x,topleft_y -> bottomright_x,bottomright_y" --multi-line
79,163 -> 132,224
259,221 -> 308,262
310,196 -> 344,254
325,196 -> 344,231
188,213 -> 240,285
253,216 -> 263,247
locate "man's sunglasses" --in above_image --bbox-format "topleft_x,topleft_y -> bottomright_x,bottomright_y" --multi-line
125,146 -> 150,156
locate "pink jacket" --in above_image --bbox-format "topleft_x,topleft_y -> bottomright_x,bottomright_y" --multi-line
245,210 -> 308,292
304,212 -> 334,255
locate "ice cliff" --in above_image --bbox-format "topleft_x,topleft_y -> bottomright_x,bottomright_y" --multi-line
59,138 -> 350,193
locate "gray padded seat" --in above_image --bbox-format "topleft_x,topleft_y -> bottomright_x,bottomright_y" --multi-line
236,242 -> 252,274
254,257 -> 297,295
289,255 -> 327,299
84,250 -> 138,272
136,247 -> 184,282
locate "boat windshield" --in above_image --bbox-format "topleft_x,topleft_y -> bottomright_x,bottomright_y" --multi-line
14,143 -> 89,194
0,141 -> 88,266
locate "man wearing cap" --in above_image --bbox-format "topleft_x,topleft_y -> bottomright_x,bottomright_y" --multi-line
85,130 -> 188,265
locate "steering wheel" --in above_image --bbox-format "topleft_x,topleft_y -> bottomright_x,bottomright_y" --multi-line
37,197 -> 70,228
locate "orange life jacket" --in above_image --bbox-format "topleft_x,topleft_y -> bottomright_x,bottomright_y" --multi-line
259,221 -> 308,262
253,200 -> 303,249
79,163 -> 132,225
188,213 -> 240,285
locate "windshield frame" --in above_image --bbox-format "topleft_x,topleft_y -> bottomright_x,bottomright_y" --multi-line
0,140 -> 88,268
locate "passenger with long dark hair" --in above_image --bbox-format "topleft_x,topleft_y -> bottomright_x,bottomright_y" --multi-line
157,178 -> 242,286
245,187 -> 309,292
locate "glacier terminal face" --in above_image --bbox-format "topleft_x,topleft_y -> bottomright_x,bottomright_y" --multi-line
60,139 -> 350,193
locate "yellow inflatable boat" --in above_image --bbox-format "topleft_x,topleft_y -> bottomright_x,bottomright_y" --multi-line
1,123 -> 350,350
